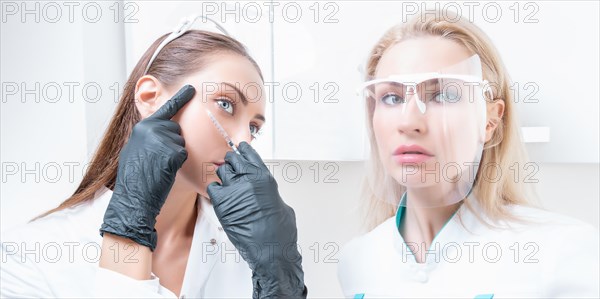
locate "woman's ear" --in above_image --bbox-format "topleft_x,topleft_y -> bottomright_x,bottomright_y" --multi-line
485,99 -> 505,142
134,75 -> 165,119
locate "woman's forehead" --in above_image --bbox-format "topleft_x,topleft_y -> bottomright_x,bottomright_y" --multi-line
195,55 -> 263,86
188,55 -> 266,104
375,37 -> 472,78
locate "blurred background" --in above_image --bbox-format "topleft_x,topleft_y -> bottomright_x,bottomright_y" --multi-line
1,1 -> 599,297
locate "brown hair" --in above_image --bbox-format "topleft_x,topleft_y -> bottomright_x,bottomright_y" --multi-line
32,30 -> 263,221
361,11 -> 539,230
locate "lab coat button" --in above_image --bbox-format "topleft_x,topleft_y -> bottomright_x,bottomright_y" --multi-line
218,226 -> 223,231
180,295 -> 185,299
210,238 -> 217,245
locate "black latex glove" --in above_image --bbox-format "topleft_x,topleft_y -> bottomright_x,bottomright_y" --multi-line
207,142 -> 307,299
99,85 -> 195,251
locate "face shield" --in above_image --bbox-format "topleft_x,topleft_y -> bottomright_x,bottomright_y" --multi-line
359,54 -> 491,208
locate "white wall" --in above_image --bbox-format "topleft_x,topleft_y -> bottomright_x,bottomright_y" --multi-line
1,1 -> 125,233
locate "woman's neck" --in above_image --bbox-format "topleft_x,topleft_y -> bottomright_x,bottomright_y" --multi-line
400,188 -> 462,262
154,172 -> 198,243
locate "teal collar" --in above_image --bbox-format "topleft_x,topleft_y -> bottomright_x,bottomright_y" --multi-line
395,192 -> 408,230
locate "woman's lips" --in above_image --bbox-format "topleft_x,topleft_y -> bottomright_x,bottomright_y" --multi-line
393,144 -> 434,164
393,154 -> 433,164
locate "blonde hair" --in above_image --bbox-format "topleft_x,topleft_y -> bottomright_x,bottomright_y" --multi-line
361,10 -> 539,231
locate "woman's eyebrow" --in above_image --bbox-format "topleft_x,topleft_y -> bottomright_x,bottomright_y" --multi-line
221,82 -> 248,105
221,82 -> 266,122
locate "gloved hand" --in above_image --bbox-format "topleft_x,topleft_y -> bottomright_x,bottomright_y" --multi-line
99,85 -> 196,251
207,142 -> 307,299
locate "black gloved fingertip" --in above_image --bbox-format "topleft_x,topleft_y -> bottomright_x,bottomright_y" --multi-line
207,181 -> 222,189
224,150 -> 238,162
180,84 -> 196,96
238,141 -> 251,151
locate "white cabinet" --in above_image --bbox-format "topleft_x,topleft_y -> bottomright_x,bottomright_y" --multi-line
474,1 -> 599,163
271,2 -> 401,161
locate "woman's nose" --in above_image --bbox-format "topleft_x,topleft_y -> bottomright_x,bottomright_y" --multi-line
396,94 -> 427,135
231,126 -> 253,146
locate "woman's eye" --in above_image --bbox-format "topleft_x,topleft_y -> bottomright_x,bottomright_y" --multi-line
216,99 -> 234,114
250,124 -> 261,139
432,92 -> 460,103
381,93 -> 405,105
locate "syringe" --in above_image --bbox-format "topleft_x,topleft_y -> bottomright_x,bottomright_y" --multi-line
206,109 -> 241,155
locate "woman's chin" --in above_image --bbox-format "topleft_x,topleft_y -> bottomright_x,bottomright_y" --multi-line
176,169 -> 219,198
391,174 -> 440,188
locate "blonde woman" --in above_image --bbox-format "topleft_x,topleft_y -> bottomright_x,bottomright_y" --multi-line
338,11 -> 599,298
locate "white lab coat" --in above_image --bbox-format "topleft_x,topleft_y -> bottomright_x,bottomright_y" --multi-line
0,186 -> 253,298
338,195 -> 600,298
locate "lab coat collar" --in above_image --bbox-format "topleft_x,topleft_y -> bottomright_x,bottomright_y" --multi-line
392,191 -> 478,265
394,192 -> 464,232
179,194 -> 224,297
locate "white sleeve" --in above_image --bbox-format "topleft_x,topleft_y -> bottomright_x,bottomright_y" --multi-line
93,267 -> 177,298
0,241 -> 54,298
542,223 -> 600,298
